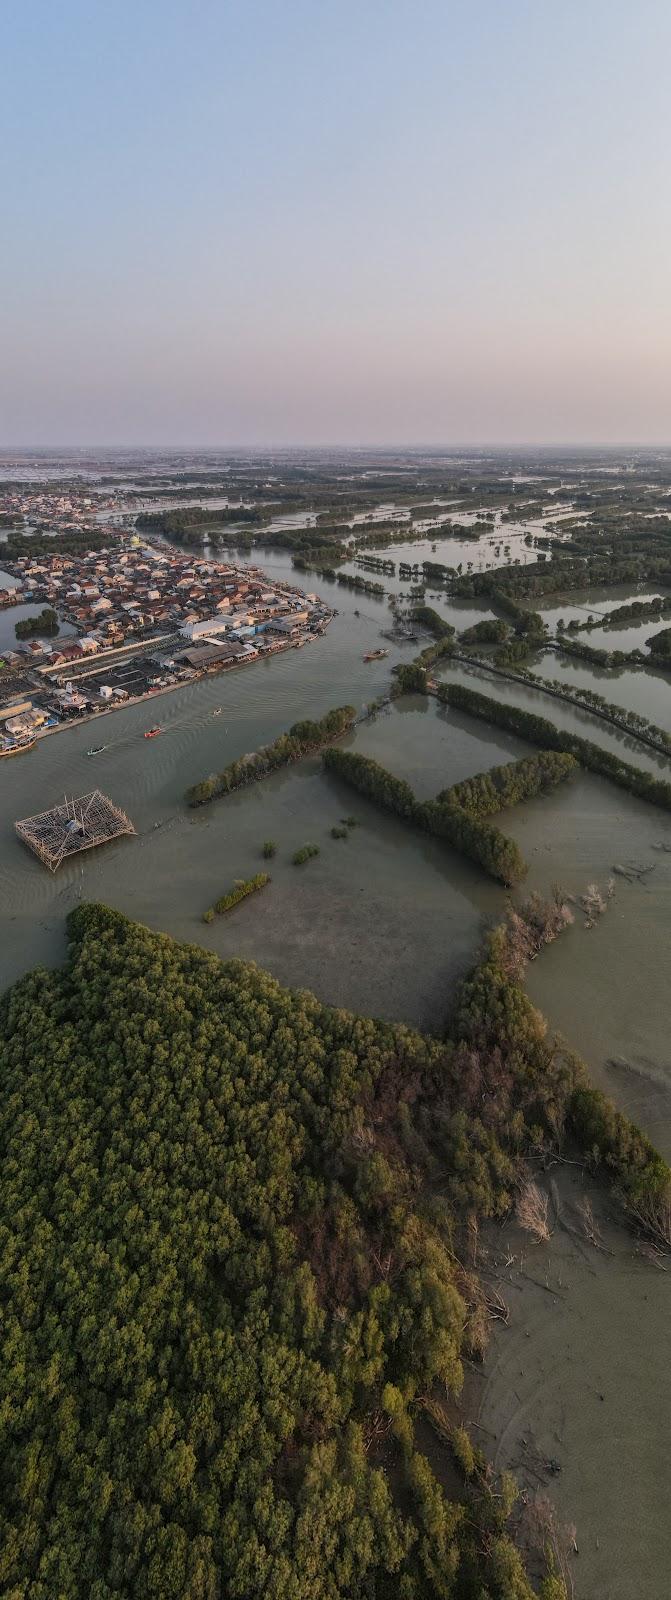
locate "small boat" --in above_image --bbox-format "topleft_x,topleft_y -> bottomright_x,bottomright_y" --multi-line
363,648 -> 389,662
87,744 -> 108,757
212,708 -> 223,717
144,726 -> 162,739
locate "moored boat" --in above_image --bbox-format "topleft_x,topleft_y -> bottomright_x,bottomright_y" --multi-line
0,737 -> 37,758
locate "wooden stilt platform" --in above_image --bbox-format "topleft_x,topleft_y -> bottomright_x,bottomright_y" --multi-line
16,790 -> 135,871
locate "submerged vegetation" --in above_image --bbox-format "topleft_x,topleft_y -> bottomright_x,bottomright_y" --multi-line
187,705 -> 356,807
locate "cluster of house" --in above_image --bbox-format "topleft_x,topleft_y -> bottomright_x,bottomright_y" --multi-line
1,543 -> 330,670
0,489 -> 102,530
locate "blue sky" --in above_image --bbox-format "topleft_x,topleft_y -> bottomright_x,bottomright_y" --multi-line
2,0 -> 670,445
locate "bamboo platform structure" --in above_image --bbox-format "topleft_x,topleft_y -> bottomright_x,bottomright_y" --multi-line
15,790 -> 135,871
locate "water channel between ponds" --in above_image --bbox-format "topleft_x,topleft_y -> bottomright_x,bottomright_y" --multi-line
1,543 -> 670,1600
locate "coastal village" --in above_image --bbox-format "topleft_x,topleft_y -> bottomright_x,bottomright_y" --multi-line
0,538 -> 332,754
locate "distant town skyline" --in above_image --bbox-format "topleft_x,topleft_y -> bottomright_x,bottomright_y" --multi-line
3,0 -> 671,447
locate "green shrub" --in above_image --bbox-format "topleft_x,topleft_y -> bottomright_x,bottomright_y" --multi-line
209,872 -> 270,917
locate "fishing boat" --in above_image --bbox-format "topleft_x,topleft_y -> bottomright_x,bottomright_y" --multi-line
144,726 -> 162,739
86,744 -> 108,757
0,736 -> 36,758
363,648 -> 389,662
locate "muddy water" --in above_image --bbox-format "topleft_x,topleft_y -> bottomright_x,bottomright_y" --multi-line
0,667 -> 517,1011
532,649 -> 671,734
497,769 -> 671,1159
0,601 -> 75,653
591,613 -> 671,653
521,583 -> 671,633
437,657 -> 671,776
467,1168 -> 670,1600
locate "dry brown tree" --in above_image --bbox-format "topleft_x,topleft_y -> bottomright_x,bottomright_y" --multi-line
580,881 -> 607,928
516,1180 -> 552,1243
630,1189 -> 671,1253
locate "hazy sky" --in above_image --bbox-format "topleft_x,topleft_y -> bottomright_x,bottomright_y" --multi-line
2,0 -> 670,447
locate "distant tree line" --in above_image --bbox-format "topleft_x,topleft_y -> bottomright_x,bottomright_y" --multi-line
553,636 -> 641,670
575,595 -> 671,631
136,506 -> 263,539
336,572 -> 385,596
453,551 -> 671,606
530,673 -> 671,752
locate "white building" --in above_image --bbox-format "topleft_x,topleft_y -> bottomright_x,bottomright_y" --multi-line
180,616 -> 233,641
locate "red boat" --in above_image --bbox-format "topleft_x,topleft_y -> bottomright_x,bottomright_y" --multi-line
144,726 -> 162,739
